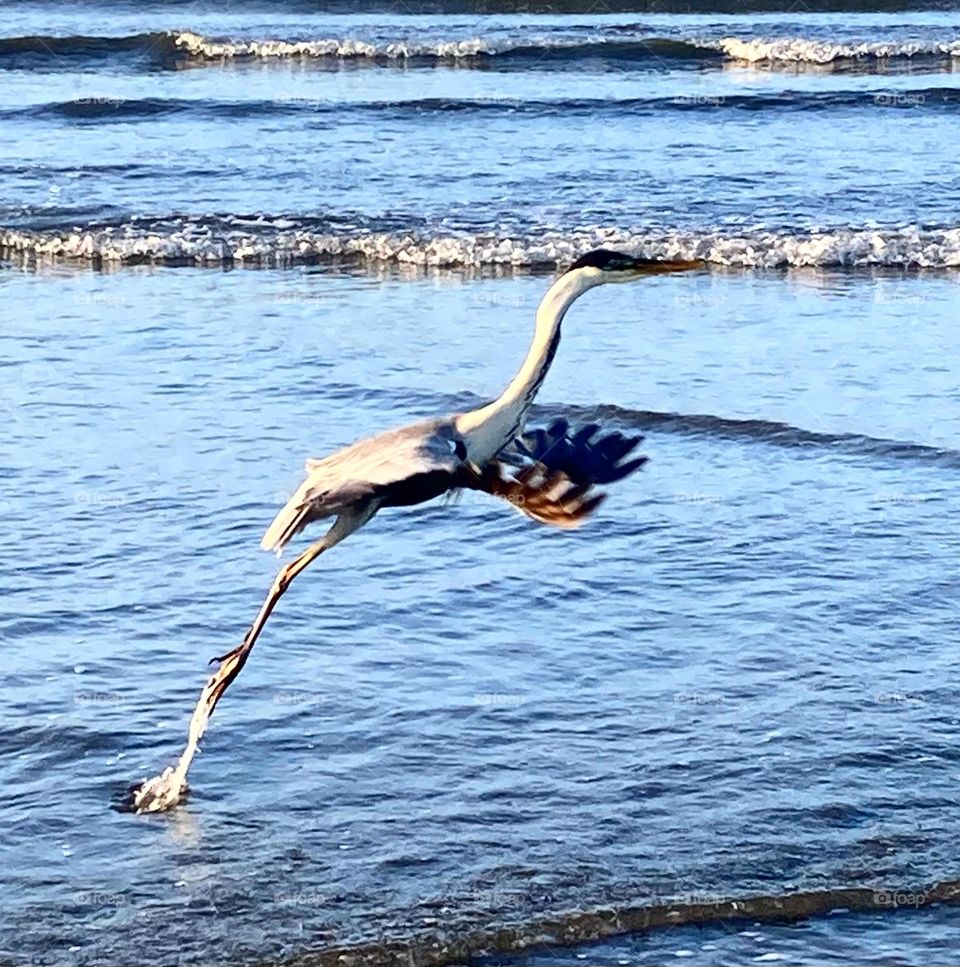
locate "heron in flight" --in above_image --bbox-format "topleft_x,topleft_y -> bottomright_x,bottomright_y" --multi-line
127,248 -> 701,813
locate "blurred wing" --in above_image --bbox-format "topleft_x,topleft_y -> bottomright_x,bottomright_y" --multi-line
464,461 -> 605,529
502,418 -> 648,486
302,423 -> 461,502
262,420 -> 463,552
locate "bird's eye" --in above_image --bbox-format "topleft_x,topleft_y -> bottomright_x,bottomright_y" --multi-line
454,440 -> 468,460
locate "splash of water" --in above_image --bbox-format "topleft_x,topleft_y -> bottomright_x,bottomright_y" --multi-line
123,643 -> 250,812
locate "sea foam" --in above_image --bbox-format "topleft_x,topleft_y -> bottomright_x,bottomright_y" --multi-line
716,36 -> 960,64
4,221 -> 960,269
172,30 -> 499,61
170,30 -> 960,66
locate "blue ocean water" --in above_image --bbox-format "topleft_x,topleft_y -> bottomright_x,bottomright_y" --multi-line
1,2 -> 960,965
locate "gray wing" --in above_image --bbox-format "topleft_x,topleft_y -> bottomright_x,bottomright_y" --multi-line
303,418 -> 466,503
261,419 -> 464,552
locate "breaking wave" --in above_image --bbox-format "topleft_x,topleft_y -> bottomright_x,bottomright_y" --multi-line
3,218 -> 960,269
171,31 -> 960,67
182,876 -> 960,966
717,36 -> 960,64
169,30 -> 716,65
2,30 -> 958,71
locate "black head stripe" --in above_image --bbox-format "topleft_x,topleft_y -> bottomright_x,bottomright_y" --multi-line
566,249 -> 640,273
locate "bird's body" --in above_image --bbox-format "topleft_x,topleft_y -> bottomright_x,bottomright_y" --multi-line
126,248 -> 702,814
260,417 -> 466,554
261,259 -> 602,557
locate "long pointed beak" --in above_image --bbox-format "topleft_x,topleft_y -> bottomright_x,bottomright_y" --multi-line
630,257 -> 706,275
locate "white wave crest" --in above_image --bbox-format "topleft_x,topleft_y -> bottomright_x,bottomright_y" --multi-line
168,31 -> 960,66
3,223 -> 960,269
716,36 -> 960,64
171,30 -> 498,60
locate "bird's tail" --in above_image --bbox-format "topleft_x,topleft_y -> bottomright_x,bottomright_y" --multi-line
260,481 -> 314,555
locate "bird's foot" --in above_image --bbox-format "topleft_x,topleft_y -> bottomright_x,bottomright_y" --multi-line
118,767 -> 188,814
210,640 -> 246,666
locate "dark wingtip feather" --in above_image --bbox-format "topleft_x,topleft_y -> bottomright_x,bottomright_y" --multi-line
600,454 -> 649,484
507,421 -> 648,487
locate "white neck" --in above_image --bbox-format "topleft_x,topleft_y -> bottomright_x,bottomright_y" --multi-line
455,267 -> 602,464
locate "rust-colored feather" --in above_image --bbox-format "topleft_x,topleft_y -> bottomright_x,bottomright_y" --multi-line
466,460 -> 607,528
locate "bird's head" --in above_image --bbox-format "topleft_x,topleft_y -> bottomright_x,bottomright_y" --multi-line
564,248 -> 703,285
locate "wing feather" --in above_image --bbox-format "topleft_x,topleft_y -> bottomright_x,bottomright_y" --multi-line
503,418 -> 648,486
261,419 -> 463,553
463,461 -> 606,529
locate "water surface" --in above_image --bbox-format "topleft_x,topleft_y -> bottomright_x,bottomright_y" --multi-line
2,2 -> 959,964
